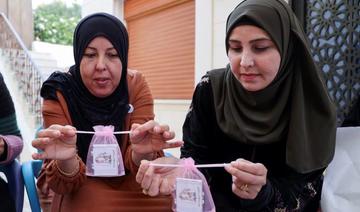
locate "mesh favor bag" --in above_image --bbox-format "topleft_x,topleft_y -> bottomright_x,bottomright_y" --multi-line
172,158 -> 215,212
86,125 -> 125,177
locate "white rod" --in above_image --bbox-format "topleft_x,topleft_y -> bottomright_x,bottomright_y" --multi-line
150,164 -> 183,168
76,130 -> 131,135
75,131 -> 95,134
195,163 -> 228,168
114,131 -> 132,134
150,163 -> 228,168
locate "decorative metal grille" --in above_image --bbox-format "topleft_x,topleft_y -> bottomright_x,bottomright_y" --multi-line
304,0 -> 360,125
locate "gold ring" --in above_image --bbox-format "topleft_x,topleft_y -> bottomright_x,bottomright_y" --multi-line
240,184 -> 248,191
142,189 -> 149,195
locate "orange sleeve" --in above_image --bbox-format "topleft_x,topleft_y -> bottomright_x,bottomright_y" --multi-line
44,159 -> 86,194
37,92 -> 86,194
42,91 -> 73,127
123,70 -> 164,173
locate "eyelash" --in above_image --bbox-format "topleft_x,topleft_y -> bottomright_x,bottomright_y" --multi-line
83,53 -> 96,58
83,53 -> 119,58
254,46 -> 269,52
107,53 -> 119,58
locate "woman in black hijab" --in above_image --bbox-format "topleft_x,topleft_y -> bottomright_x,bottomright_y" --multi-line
32,13 -> 182,211
137,0 -> 336,211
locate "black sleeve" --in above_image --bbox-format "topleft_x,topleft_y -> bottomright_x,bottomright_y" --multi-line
262,168 -> 324,211
181,76 -> 218,163
212,164 -> 324,211
181,75 -> 221,184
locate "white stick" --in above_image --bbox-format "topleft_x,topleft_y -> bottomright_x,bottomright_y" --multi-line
76,130 -> 132,135
195,163 -> 228,168
150,163 -> 228,168
114,131 -> 132,134
75,130 -> 95,134
150,164 -> 183,168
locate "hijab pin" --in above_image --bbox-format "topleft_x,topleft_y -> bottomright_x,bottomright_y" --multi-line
128,104 -> 134,113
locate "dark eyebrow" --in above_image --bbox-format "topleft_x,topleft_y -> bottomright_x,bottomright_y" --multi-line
228,40 -> 241,45
228,37 -> 272,45
85,46 -> 116,51
84,46 -> 96,51
250,38 -> 272,43
106,47 -> 116,51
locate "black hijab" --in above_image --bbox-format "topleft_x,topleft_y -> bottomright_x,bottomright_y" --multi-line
41,13 -> 130,162
209,0 -> 337,173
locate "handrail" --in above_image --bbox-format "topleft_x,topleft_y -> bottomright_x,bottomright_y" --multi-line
0,13 -> 32,55
0,12 -> 42,126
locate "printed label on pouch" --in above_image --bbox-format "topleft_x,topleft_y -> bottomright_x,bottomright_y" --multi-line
176,178 -> 203,212
92,144 -> 119,176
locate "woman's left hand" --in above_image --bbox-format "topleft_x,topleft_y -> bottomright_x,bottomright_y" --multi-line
225,158 -> 267,199
130,120 -> 183,155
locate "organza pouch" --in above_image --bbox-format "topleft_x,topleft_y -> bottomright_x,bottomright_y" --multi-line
85,125 -> 125,177
172,158 -> 215,212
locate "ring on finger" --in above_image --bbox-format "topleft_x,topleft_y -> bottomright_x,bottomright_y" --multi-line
142,189 -> 149,195
240,184 -> 249,192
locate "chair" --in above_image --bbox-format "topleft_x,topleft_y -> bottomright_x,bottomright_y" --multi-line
22,160 -> 43,212
0,159 -> 24,212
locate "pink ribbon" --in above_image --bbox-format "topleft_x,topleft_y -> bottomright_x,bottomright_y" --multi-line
94,125 -> 114,136
182,157 -> 197,171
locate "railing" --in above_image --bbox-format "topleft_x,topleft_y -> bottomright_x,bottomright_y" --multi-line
0,13 -> 42,126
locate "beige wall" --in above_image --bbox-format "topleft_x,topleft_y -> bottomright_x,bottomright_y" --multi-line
212,0 -> 241,69
0,0 -> 33,48
195,0 -> 241,84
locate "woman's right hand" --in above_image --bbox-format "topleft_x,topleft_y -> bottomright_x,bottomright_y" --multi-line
32,124 -> 77,161
225,158 -> 267,200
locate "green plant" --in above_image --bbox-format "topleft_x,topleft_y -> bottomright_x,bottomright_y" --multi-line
34,1 -> 81,45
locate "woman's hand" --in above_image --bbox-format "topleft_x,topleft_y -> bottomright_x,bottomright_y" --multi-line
0,138 -> 4,156
32,124 -> 77,161
136,157 -> 180,196
225,158 -> 267,199
130,120 -> 183,155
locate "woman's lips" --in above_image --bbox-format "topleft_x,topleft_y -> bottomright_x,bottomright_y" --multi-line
94,78 -> 110,86
240,73 -> 258,81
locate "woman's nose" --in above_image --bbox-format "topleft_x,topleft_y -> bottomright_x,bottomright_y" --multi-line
240,51 -> 254,68
95,56 -> 106,71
